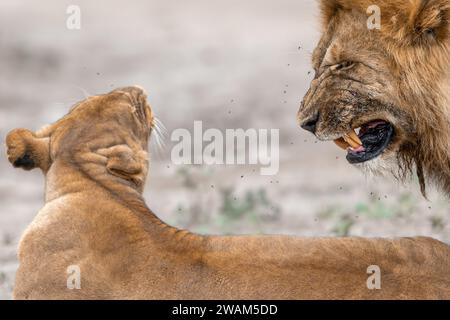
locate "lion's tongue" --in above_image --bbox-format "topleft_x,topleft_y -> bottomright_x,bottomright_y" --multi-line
334,129 -> 364,151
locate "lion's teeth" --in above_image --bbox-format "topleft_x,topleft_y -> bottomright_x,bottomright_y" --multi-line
334,138 -> 350,150
343,130 -> 362,148
334,129 -> 362,151
348,129 -> 363,145
343,135 -> 359,149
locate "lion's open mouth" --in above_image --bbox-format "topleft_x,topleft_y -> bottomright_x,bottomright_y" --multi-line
334,120 -> 394,164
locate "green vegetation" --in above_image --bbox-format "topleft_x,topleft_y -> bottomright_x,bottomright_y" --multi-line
169,166 -> 281,234
318,191 -> 425,237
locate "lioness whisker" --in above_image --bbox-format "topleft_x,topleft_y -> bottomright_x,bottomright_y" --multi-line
150,117 -> 167,158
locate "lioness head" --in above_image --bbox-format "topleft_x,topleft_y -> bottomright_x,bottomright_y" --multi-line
6,86 -> 154,193
298,0 -> 450,196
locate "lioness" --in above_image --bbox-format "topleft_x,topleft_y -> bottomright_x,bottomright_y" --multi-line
298,0 -> 450,196
6,86 -> 450,299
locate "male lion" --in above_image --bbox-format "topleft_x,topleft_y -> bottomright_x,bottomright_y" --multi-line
298,0 -> 450,197
6,86 -> 450,299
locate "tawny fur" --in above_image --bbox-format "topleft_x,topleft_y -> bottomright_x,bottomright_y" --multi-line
6,86 -> 450,299
299,0 -> 450,196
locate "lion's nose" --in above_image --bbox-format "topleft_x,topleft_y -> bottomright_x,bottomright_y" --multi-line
300,112 -> 319,134
113,85 -> 146,96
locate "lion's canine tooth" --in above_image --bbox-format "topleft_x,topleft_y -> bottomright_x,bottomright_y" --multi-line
334,129 -> 362,151
347,129 -> 363,145
343,130 -> 362,148
334,138 -> 350,150
343,135 -> 360,149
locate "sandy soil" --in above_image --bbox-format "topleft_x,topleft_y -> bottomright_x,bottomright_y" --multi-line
0,0 -> 448,299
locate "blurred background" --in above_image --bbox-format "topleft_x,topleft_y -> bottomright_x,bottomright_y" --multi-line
0,0 -> 448,299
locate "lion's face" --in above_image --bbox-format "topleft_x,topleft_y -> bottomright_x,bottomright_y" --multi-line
50,86 -> 154,157
298,9 -> 409,176
6,86 -> 155,192
298,1 -> 450,191
50,86 -> 155,190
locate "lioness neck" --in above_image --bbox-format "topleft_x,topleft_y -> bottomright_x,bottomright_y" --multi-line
44,160 -> 208,256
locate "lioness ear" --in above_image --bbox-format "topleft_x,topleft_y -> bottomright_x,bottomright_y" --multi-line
6,128 -> 51,172
97,145 -> 148,188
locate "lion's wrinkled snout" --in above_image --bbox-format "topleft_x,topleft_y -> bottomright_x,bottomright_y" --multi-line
299,85 -> 399,167
299,88 -> 357,141
299,111 -> 319,134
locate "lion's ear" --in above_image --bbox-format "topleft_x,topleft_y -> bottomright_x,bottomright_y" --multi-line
383,0 -> 450,45
406,0 -> 450,44
319,0 -> 450,44
6,128 -> 51,172
319,0 -> 342,28
97,145 -> 148,188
